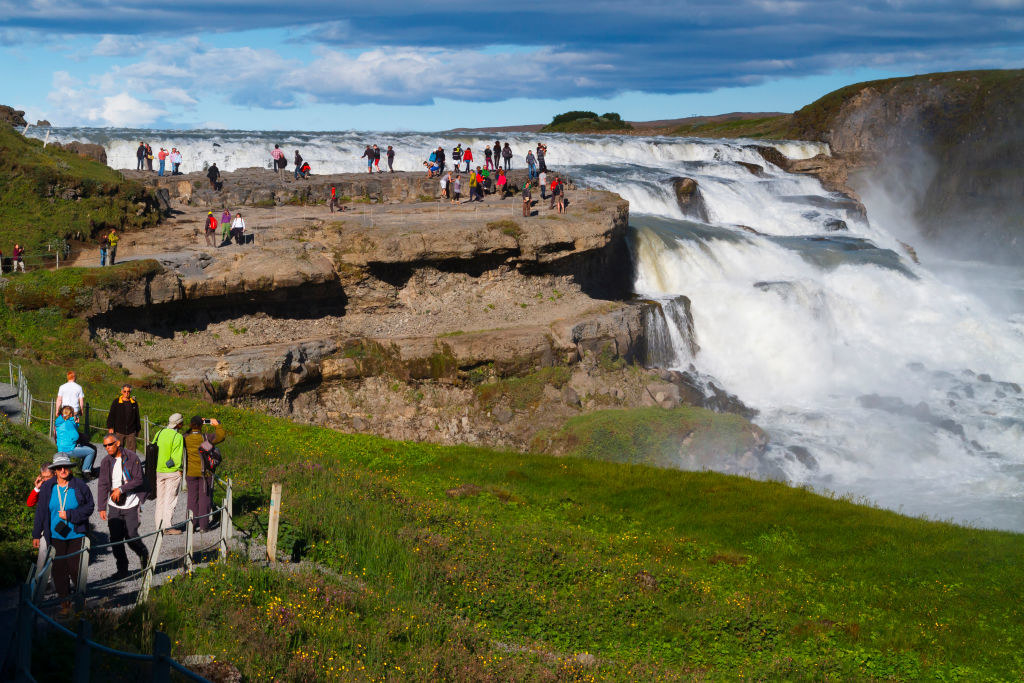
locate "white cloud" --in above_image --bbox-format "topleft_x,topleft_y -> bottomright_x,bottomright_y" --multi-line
98,92 -> 166,126
93,34 -> 141,57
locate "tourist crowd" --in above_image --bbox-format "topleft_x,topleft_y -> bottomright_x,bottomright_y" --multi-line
31,371 -> 226,611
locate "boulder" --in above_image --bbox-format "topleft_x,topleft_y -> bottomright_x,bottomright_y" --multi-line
51,141 -> 108,165
0,105 -> 27,128
669,177 -> 710,222
747,145 -> 791,171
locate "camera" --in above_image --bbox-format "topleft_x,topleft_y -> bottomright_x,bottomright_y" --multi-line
203,418 -> 212,424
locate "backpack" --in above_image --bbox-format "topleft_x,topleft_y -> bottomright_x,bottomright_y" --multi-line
199,434 -> 223,473
428,151 -> 436,163
142,442 -> 159,500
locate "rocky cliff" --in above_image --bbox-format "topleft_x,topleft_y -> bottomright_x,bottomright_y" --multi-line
787,70 -> 1024,262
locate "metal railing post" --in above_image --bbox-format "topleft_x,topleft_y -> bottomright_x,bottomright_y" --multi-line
72,619 -> 92,683
48,399 -> 55,442
152,631 -> 172,683
143,417 -> 150,448
184,511 -> 194,572
75,536 -> 91,610
34,546 -> 53,602
15,584 -> 33,683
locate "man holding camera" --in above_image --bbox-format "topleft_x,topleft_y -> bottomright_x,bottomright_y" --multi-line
185,416 -> 225,533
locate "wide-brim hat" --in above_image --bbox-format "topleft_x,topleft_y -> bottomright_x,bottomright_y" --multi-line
166,412 -> 184,429
48,453 -> 74,470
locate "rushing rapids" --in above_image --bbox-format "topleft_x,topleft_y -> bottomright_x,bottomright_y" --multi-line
31,127 -> 1024,530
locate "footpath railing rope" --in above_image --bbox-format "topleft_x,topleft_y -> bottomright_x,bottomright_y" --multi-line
7,359 -> 229,682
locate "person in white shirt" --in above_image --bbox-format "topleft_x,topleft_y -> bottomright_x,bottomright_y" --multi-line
97,435 -> 149,579
539,171 -> 548,200
55,370 -> 85,417
230,213 -> 246,245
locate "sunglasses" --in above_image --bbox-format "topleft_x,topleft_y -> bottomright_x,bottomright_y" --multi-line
54,466 -> 71,472
103,442 -> 118,448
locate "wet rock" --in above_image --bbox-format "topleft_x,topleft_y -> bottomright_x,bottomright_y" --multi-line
978,374 -> 992,382
737,161 -> 764,176
787,445 -> 818,471
669,177 -> 710,222
856,394 -> 965,437
898,240 -> 920,264
823,218 -> 848,232
747,145 -> 791,171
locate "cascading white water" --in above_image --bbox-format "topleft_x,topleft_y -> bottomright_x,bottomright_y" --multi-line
28,127 -> 1024,530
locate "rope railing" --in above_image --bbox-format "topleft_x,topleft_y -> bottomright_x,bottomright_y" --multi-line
15,587 -> 211,682
7,359 -> 233,682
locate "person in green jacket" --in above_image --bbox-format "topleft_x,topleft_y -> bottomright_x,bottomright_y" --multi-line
153,412 -> 185,533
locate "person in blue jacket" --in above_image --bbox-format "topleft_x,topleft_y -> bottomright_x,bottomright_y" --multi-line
33,453 -> 94,605
54,404 -> 96,477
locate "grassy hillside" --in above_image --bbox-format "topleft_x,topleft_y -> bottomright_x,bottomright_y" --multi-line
671,115 -> 793,139
0,123 -> 160,258
542,111 -> 634,133
6,353 -> 1022,680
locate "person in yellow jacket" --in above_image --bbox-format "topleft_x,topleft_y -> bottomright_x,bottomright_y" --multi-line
184,415 -> 225,532
107,229 -> 120,265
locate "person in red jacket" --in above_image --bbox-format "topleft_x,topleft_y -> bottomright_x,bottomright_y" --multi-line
462,147 -> 473,173
205,212 -> 218,247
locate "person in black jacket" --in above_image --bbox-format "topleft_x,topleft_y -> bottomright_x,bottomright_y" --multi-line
293,151 -> 304,179
435,146 -> 445,174
207,163 -> 220,190
136,142 -> 146,170
106,384 -> 141,452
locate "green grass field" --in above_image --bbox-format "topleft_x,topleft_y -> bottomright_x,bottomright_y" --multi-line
9,358 -> 1023,681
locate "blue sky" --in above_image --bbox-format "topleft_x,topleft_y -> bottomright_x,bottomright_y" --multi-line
1,1 -> 1021,131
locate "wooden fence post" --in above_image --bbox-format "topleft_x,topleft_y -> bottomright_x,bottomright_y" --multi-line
138,525 -> 163,606
72,619 -> 92,683
184,511 -> 194,572
267,483 -> 282,563
152,631 -> 172,683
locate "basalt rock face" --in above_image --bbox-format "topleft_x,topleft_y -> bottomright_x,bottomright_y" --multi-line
50,141 -> 108,165
0,105 -> 27,128
788,70 -> 1024,263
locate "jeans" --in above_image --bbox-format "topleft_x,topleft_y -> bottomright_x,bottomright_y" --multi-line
107,505 -> 148,573
172,163 -> 180,175
62,445 -> 96,473
158,160 -> 165,176
464,160 -> 470,172
294,167 -> 301,179
137,158 -> 144,170
528,163 -> 537,180
503,158 -> 511,170
100,247 -> 107,267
